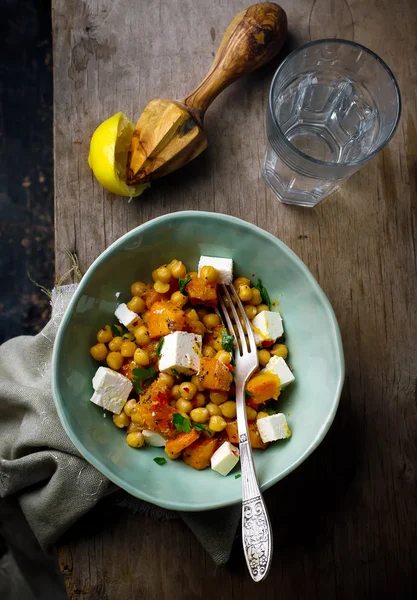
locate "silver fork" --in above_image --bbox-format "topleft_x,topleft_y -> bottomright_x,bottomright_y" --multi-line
218,283 -> 273,582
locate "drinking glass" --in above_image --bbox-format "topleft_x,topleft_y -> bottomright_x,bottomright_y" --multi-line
262,39 -> 401,207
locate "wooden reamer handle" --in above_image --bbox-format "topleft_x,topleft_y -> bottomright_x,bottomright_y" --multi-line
182,3 -> 287,122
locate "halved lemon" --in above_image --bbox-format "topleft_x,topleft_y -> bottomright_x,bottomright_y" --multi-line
88,112 -> 149,198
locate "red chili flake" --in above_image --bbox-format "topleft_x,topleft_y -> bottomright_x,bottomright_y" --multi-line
226,363 -> 234,372
183,386 -> 190,393
262,340 -> 274,348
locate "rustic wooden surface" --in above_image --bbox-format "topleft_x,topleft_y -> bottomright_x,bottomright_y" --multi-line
53,0 -> 417,598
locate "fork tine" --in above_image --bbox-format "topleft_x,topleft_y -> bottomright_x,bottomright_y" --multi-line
228,284 -> 258,355
222,285 -> 247,352
217,298 -> 235,337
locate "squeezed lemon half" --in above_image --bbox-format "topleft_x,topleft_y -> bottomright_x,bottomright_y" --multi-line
88,112 -> 149,198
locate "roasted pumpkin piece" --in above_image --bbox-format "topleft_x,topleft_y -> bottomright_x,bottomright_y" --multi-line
147,301 -> 187,339
182,437 -> 219,470
198,357 -> 233,392
204,325 -> 227,352
142,287 -> 169,310
225,420 -> 268,450
131,380 -> 174,435
185,277 -> 218,307
246,372 -> 280,404
165,429 -> 200,457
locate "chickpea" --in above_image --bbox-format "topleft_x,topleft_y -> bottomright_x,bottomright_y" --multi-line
219,400 -> 237,419
142,311 -> 150,324
244,305 -> 258,320
113,412 -> 130,428
234,277 -> 251,289
203,313 -> 220,329
257,411 -> 269,420
154,281 -> 170,294
151,269 -> 159,282
170,260 -> 186,279
171,291 -> 187,308
190,321 -> 206,336
187,271 -> 198,279
134,325 -> 150,346
209,391 -> 228,405
190,407 -> 209,423
130,408 -> 144,426
124,399 -> 137,417
206,402 -> 222,416
191,375 -> 203,392
215,350 -> 232,364
108,336 -> 123,352
120,340 -> 137,358
258,349 -> 271,367
196,307 -> 209,319
176,398 -> 192,414
159,373 -> 175,388
250,288 -> 262,306
127,296 -> 146,313
127,422 -> 142,434
106,351 -> 123,370
202,345 -> 216,358
209,415 -> 227,432
126,431 -> 145,448
97,325 -> 113,343
246,405 -> 258,421
179,381 -> 197,401
157,266 -> 172,283
257,304 -> 269,314
180,412 -> 191,421
134,348 -> 150,366
131,281 -> 147,296
90,343 -> 108,362
171,385 -> 182,400
238,285 -> 253,302
186,309 -> 199,321
194,392 -> 206,407
271,343 -> 288,359
200,265 -> 219,283
123,332 -> 135,341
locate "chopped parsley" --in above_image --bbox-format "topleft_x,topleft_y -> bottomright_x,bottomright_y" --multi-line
221,330 -> 235,353
179,275 -> 192,294
265,399 -> 280,414
110,324 -> 121,336
193,423 -> 213,436
171,368 -> 180,378
245,389 -> 253,401
254,278 -> 271,309
132,366 -> 156,394
153,457 -> 167,466
155,337 -> 164,357
173,413 -> 192,433
235,473 -> 241,479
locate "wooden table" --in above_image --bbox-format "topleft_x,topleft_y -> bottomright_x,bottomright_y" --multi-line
53,0 -> 417,598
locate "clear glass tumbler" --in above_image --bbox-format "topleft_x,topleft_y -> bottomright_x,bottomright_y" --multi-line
262,39 -> 401,207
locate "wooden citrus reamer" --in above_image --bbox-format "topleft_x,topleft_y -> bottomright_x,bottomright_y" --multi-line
126,3 -> 287,185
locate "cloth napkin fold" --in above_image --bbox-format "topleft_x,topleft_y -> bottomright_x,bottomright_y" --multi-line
0,286 -> 241,567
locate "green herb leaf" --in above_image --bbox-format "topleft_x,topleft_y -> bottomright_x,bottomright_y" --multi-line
245,389 -> 253,401
132,366 -> 157,394
235,473 -> 241,479
155,337 -> 164,357
170,368 -> 180,378
221,330 -> 235,353
110,324 -> 121,337
173,413 -> 192,433
153,457 -> 166,466
254,278 -> 271,310
265,399 -> 280,415
193,423 -> 213,436
179,275 -> 192,295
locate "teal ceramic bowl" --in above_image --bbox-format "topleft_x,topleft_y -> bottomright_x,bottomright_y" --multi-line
52,211 -> 344,511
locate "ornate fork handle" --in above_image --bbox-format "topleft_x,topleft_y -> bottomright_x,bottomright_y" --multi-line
239,436 -> 273,582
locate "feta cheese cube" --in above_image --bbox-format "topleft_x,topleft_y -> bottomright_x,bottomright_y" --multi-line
198,255 -> 233,284
257,413 -> 291,443
251,310 -> 283,345
158,331 -> 202,375
114,303 -> 138,328
211,441 -> 240,476
142,430 -> 166,447
90,366 -> 133,414
261,356 -> 295,389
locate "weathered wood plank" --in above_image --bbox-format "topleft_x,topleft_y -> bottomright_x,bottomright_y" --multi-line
54,0 -> 417,597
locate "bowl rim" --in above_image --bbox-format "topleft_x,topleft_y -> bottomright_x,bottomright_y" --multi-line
52,210 -> 345,512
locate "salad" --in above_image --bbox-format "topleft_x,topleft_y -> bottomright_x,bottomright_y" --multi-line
89,256 -> 294,476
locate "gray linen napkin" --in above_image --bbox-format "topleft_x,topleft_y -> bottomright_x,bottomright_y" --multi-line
0,285 -> 241,567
